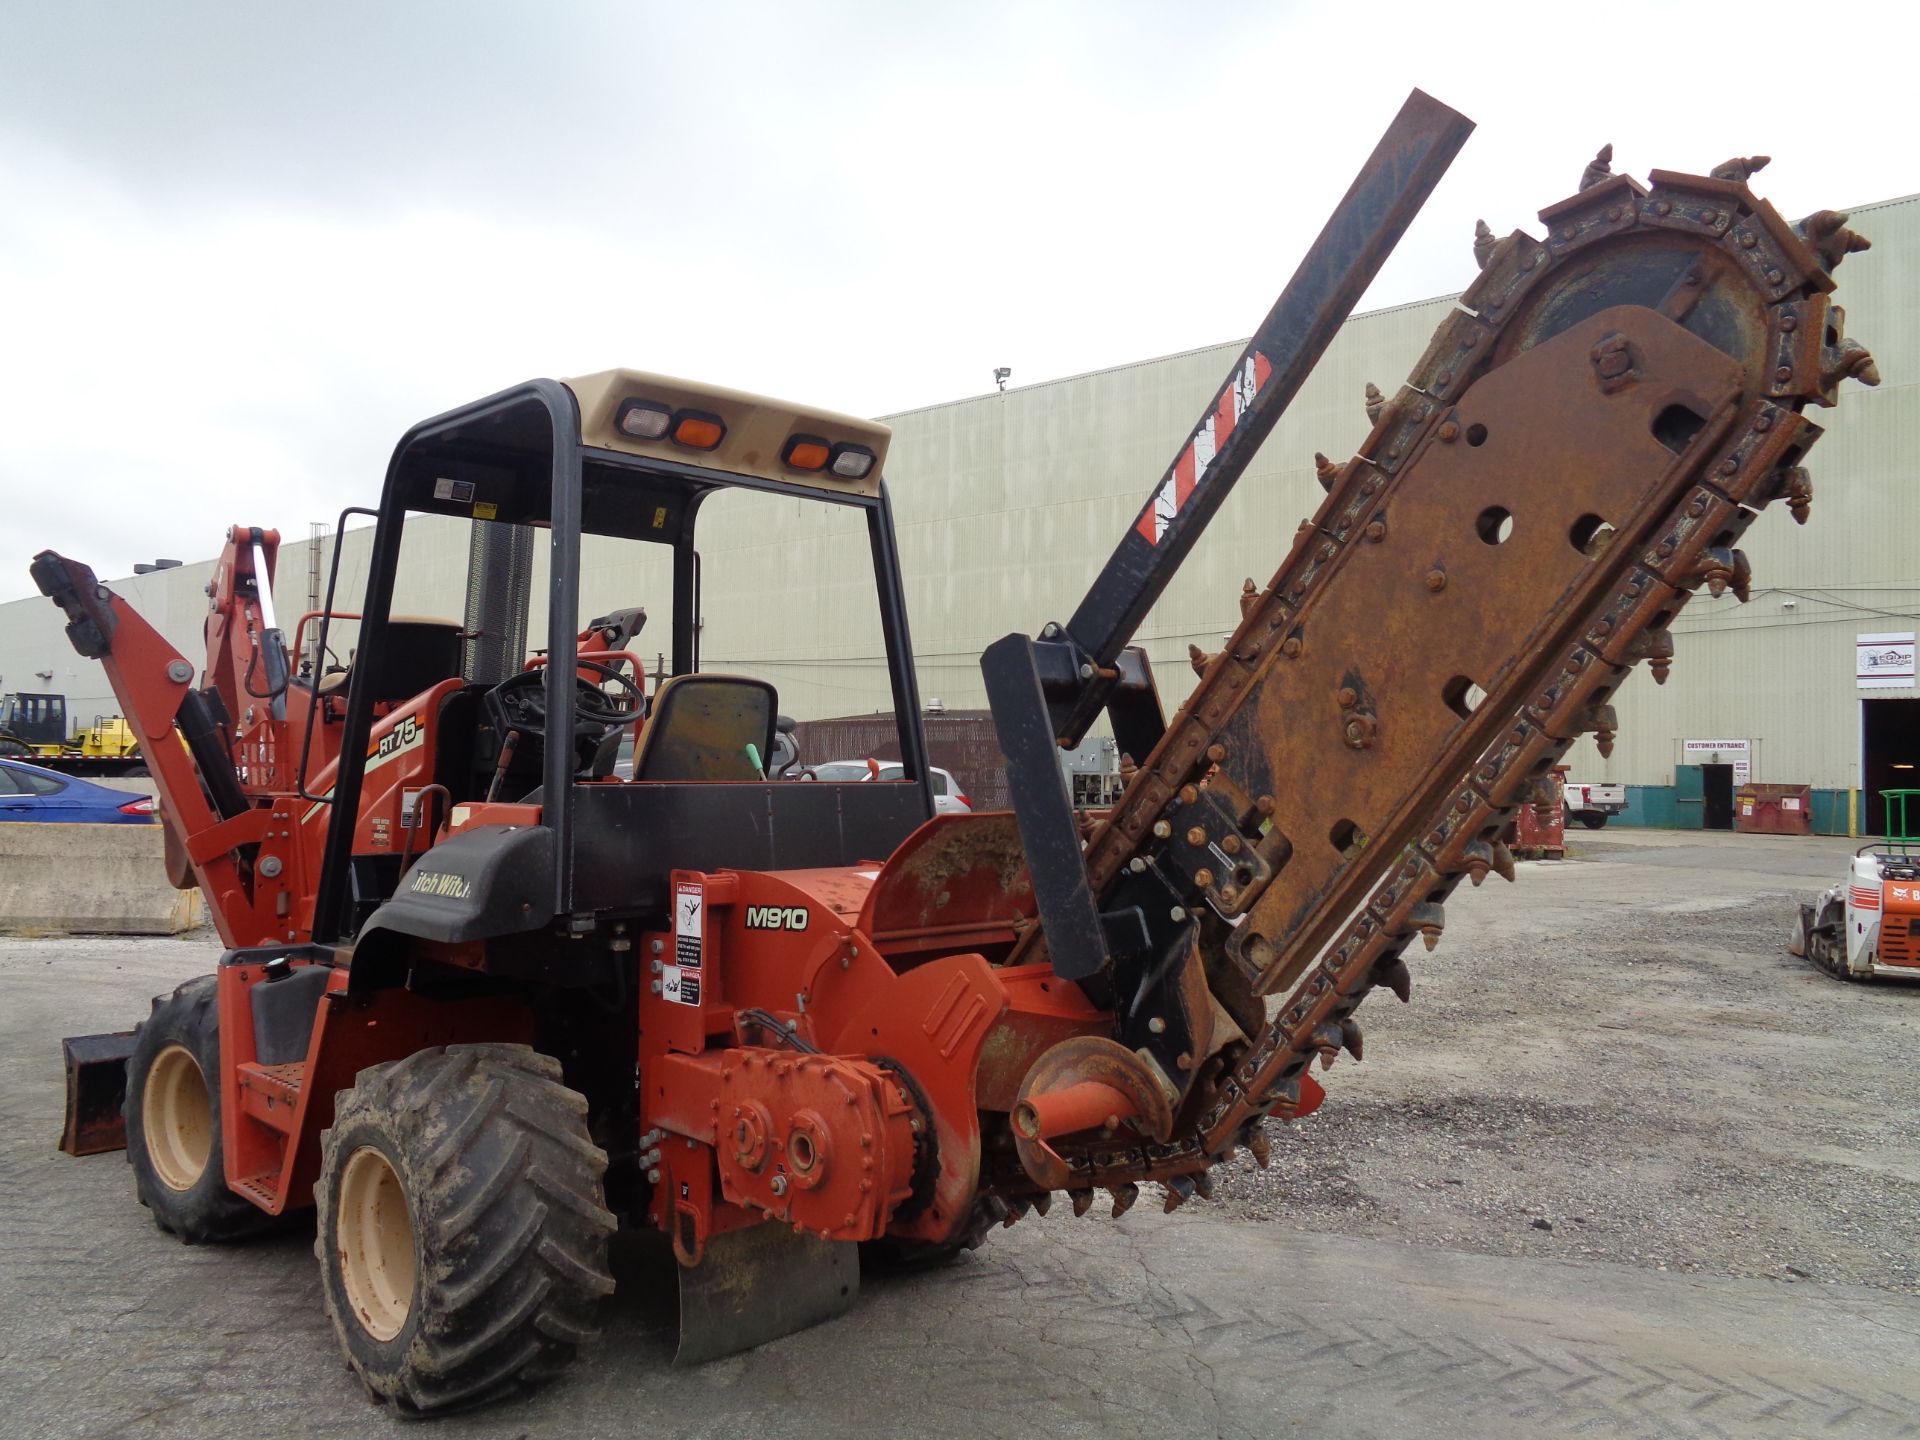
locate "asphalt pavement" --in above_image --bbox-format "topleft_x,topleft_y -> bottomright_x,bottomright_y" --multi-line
3,831 -> 1917,1439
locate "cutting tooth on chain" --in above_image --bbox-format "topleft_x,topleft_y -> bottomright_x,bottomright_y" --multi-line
1002,1197 -> 1031,1228
1730,549 -> 1752,604
1312,1021 -> 1344,1070
1069,1188 -> 1095,1218
1363,383 -> 1385,425
1775,466 -> 1814,525
1576,703 -> 1619,758
1407,901 -> 1446,952
1710,154 -> 1770,182
1696,546 -> 1736,597
1240,577 -> 1261,618
1314,452 -> 1340,493
1340,1018 -> 1365,1062
1626,626 -> 1675,683
1244,1122 -> 1272,1169
1162,1175 -> 1197,1212
1579,142 -> 1613,191
1266,1077 -> 1304,1121
1189,643 -> 1216,677
1798,209 -> 1873,271
1191,1168 -> 1217,1201
1030,1190 -> 1053,1218
1373,954 -> 1413,1003
1821,333 -> 1880,391
1461,839 -> 1495,887
1110,1182 -> 1140,1219
1473,219 -> 1496,270
1491,841 -> 1517,883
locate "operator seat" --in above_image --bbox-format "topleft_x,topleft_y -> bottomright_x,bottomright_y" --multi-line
314,617 -> 465,703
627,675 -> 777,782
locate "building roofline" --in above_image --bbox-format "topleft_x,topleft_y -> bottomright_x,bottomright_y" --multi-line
880,190 -> 1920,423
1846,190 -> 1920,216
879,290 -> 1461,423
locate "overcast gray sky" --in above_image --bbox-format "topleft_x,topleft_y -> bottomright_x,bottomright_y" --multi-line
2,1 -> 1911,599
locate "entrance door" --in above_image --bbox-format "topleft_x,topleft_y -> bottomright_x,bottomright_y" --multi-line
1862,698 -> 1920,835
1702,764 -> 1734,830
1674,763 -> 1705,829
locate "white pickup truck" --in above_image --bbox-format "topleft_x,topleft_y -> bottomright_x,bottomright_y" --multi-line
1564,781 -> 1627,829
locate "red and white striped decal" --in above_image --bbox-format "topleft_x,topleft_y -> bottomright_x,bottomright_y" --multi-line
1849,884 -> 1881,911
1135,350 -> 1275,545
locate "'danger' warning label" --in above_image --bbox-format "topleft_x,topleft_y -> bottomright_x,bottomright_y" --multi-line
675,882 -> 704,971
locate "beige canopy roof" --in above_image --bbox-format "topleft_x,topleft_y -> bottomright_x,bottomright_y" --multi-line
564,368 -> 891,498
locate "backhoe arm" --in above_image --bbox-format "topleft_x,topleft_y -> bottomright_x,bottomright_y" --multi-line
30,549 -> 270,943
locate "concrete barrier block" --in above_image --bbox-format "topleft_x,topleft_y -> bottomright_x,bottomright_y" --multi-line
0,823 -> 204,935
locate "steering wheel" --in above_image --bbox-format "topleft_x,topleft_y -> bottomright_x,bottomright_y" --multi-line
484,661 -> 644,773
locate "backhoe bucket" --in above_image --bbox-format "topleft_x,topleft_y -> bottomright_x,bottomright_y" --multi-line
60,1032 -> 136,1155
674,1222 -> 858,1365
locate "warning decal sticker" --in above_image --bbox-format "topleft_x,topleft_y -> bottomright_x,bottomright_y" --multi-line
661,965 -> 700,1006
665,880 -> 705,1007
1134,350 -> 1274,545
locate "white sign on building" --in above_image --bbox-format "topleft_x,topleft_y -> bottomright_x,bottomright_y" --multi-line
1683,738 -> 1751,786
1857,632 -> 1916,689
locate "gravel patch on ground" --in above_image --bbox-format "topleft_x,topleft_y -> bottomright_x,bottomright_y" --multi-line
1214,861 -> 1920,1295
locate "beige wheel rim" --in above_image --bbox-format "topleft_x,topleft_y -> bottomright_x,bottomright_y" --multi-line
337,1146 -> 416,1342
142,1043 -> 212,1192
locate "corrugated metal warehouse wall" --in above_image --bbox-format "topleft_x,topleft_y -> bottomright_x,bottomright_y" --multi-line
1585,191 -> 1920,792
4,192 -> 1913,804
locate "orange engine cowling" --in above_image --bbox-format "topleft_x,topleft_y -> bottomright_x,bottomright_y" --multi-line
1878,879 -> 1920,968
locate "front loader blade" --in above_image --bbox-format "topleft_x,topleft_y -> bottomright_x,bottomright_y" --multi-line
674,1223 -> 858,1366
60,1032 -> 136,1156
1787,903 -> 1813,958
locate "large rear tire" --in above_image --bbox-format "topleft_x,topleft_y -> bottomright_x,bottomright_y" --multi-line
1578,811 -> 1608,830
125,975 -> 274,1243
314,1044 -> 617,1415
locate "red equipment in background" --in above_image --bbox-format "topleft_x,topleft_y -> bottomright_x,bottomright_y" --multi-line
1736,782 -> 1815,836
1509,766 -> 1569,859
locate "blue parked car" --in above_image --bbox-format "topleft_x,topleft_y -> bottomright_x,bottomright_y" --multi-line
0,759 -> 155,823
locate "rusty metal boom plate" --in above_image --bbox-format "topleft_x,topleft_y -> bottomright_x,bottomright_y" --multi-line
1018,160 -> 1873,1190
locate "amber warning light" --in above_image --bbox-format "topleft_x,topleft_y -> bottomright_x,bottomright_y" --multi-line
781,435 -> 831,472
671,411 -> 725,451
